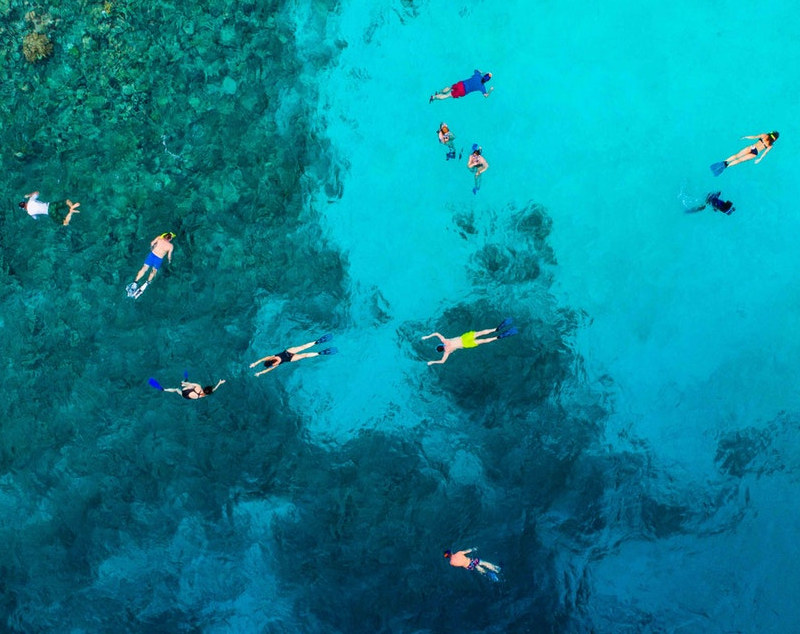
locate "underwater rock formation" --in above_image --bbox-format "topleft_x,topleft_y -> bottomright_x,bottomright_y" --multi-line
23,32 -> 53,63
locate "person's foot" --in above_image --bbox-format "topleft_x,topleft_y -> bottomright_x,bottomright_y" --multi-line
429,95 -> 434,103
472,187 -> 479,195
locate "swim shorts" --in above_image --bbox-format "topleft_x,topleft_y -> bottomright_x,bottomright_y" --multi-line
144,252 -> 163,269
451,81 -> 466,98
461,331 -> 477,348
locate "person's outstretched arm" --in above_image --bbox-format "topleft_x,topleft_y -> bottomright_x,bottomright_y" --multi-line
212,379 -> 226,392
427,350 -> 451,366
741,135 -> 760,140
254,366 -> 277,377
755,145 -> 773,164
250,356 -> 271,368
483,86 -> 494,98
421,332 -> 446,343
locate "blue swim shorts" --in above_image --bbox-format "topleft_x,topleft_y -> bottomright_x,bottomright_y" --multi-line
144,252 -> 163,269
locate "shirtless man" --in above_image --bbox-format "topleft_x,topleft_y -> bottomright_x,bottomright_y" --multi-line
127,232 -> 175,298
444,549 -> 501,581
467,144 -> 489,194
19,191 -> 80,225
422,318 -> 516,366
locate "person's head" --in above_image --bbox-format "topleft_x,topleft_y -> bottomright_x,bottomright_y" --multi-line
440,122 -> 449,134
436,344 -> 444,353
481,72 -> 492,84
443,550 -> 452,559
162,231 -> 176,241
203,385 -> 214,395
768,131 -> 780,142
471,143 -> 482,155
264,357 -> 279,368
18,201 -> 26,209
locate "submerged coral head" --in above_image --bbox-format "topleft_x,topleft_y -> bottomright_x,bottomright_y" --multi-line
23,32 -> 54,63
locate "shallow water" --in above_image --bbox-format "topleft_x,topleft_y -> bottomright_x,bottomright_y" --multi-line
2,0 -> 799,632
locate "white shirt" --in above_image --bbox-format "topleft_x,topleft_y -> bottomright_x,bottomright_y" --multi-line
26,194 -> 49,217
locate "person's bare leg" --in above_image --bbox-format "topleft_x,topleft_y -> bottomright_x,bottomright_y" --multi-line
134,265 -> 149,282
287,340 -> 317,355
147,268 -> 158,282
472,328 -> 499,345
291,352 -> 320,361
725,147 -> 758,167
431,86 -> 453,101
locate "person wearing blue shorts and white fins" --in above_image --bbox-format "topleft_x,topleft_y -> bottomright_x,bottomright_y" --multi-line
130,232 -> 174,294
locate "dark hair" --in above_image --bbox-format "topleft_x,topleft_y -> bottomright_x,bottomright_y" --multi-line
771,131 -> 780,140
18,201 -> 26,209
436,345 -> 444,353
264,358 -> 277,368
203,386 -> 214,395
481,73 -> 492,83
443,550 -> 452,558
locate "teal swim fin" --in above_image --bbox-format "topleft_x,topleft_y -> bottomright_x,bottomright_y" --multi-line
319,347 -> 338,355
315,333 -> 333,344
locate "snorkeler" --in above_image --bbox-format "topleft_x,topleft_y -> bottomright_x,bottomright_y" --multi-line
710,131 -> 779,175
687,192 -> 735,215
19,191 -> 80,226
467,144 -> 489,194
422,318 -> 516,366
128,232 -> 175,298
149,377 -> 226,399
444,549 -> 501,581
249,334 -> 337,377
437,123 -> 458,161
430,70 -> 493,102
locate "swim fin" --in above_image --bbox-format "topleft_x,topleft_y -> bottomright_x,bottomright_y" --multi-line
148,378 -> 164,391
315,333 -> 333,344
183,370 -> 189,380
496,317 -> 513,332
487,571 -> 500,583
319,347 -> 338,355
126,282 -> 138,298
710,161 -> 727,176
497,327 -> 518,339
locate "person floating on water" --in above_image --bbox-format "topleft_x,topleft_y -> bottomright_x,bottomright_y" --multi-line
422,318 -> 516,366
19,191 -> 80,226
444,549 -> 501,582
149,377 -> 226,399
437,123 -> 459,161
687,191 -> 735,215
430,70 -> 493,102
249,334 -> 337,377
710,131 -> 779,176
128,232 -> 175,298
467,144 -> 489,194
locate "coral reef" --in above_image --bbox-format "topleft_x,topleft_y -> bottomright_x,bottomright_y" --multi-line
23,32 -> 53,63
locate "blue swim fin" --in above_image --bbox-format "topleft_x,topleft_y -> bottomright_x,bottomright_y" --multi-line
148,378 -> 164,391
183,370 -> 189,380
497,327 -> 518,339
710,161 -> 727,176
315,333 -> 333,344
487,571 -> 500,582
496,317 -> 513,332
319,347 -> 338,356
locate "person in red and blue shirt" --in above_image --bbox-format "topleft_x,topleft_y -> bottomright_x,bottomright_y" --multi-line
430,69 -> 493,102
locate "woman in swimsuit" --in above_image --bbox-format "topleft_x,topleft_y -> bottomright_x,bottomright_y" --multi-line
467,144 -> 489,194
711,131 -> 779,174
163,379 -> 226,399
249,334 -> 337,377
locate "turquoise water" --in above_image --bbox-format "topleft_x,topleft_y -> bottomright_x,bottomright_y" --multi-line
2,0 -> 800,631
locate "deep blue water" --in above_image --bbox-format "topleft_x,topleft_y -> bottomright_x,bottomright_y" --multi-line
2,0 -> 800,632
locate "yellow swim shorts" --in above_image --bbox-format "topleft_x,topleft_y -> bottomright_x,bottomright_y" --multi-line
461,331 -> 477,348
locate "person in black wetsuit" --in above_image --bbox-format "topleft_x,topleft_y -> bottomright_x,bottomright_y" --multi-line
688,192 -> 735,215
249,334 -> 337,377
